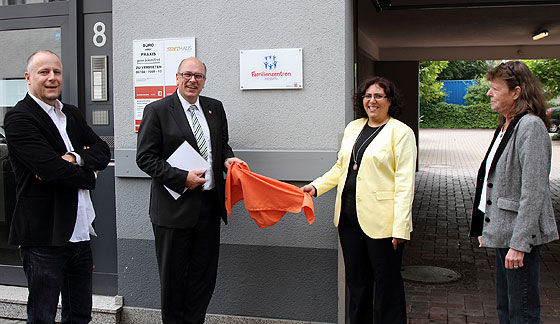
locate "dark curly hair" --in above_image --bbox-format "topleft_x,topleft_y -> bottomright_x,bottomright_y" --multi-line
352,76 -> 403,119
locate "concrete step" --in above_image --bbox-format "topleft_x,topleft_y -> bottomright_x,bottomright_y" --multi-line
0,285 -> 122,323
1,285 -> 329,324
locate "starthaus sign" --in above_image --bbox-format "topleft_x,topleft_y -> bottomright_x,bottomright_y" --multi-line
239,48 -> 303,90
132,37 -> 195,132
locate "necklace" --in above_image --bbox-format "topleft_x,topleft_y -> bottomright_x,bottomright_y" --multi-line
498,128 -> 505,138
351,123 -> 385,171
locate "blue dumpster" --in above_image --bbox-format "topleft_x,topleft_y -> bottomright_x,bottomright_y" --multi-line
442,79 -> 476,105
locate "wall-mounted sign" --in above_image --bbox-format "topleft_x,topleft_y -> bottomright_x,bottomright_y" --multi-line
133,37 -> 195,131
239,48 -> 303,90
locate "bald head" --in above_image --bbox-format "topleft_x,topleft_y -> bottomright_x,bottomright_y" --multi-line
177,57 -> 207,75
25,50 -> 63,106
27,50 -> 61,74
176,57 -> 206,104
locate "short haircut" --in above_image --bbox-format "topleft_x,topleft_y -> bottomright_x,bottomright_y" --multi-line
26,50 -> 61,73
176,57 -> 207,75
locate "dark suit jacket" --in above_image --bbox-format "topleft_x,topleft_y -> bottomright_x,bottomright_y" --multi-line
136,93 -> 234,228
4,94 -> 111,246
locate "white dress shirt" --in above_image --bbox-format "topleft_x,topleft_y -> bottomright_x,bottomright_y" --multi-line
177,91 -> 215,190
478,128 -> 506,213
29,93 -> 97,242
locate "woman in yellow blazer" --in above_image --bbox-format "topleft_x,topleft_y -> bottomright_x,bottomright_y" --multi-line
303,76 -> 416,324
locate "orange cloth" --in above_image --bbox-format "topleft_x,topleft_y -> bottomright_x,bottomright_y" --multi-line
225,161 -> 315,228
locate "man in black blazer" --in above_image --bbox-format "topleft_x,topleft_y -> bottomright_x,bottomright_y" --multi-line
136,57 -> 243,324
4,50 -> 110,323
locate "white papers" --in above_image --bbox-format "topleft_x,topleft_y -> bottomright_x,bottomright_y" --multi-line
165,141 -> 210,199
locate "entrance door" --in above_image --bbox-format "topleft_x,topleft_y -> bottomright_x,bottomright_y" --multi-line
0,0 -> 80,286
0,26 -> 62,268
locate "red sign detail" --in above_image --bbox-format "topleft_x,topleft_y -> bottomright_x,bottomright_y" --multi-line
135,86 -> 164,99
165,85 -> 178,97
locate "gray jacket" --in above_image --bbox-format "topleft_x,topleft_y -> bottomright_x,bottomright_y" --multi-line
470,113 -> 558,252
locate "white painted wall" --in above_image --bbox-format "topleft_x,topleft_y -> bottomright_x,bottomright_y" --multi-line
113,0 -> 355,248
113,0 -> 353,151
112,1 -> 354,321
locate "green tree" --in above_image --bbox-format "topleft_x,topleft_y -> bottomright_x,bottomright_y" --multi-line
464,78 -> 490,106
419,61 -> 448,105
523,59 -> 560,99
439,60 -> 490,80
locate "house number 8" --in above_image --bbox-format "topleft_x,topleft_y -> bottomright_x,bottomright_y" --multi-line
93,22 -> 106,47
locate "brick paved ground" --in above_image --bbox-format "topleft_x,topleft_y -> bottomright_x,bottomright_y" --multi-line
3,129 -> 559,324
405,129 -> 560,324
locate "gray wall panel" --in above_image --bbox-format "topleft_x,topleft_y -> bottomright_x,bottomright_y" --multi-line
83,12 -> 114,137
117,176 -> 339,250
221,187 -> 338,249
209,244 -> 337,323
115,178 -> 153,239
117,238 -> 160,307
118,238 -> 337,323
90,166 -> 117,274
115,149 -> 338,181
83,0 -> 112,13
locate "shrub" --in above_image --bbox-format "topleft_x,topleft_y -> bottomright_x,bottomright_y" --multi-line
420,102 -> 498,128
464,78 -> 490,106
419,61 -> 449,105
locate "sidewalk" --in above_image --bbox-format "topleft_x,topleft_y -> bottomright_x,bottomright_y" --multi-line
405,129 -> 560,324
2,129 -> 559,324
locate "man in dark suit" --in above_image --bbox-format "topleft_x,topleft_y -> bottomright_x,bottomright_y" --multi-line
3,50 -> 110,323
136,57 -> 243,324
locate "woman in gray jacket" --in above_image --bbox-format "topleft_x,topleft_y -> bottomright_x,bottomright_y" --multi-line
470,61 -> 558,324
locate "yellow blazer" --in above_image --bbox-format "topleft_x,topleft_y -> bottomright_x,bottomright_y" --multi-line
311,117 -> 417,240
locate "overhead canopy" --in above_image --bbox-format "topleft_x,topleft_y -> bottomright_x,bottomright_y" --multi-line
358,0 -> 560,60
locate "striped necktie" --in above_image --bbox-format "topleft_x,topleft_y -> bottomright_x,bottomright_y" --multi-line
187,105 -> 209,160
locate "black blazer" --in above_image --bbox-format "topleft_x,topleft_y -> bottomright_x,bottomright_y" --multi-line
4,94 -> 110,246
136,93 -> 234,229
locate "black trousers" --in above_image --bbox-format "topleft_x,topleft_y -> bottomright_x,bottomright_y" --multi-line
338,210 -> 407,324
153,189 -> 221,324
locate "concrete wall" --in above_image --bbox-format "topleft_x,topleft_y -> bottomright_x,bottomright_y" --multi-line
113,0 -> 354,322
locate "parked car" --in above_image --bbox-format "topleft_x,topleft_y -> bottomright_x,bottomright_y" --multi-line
546,107 -> 560,133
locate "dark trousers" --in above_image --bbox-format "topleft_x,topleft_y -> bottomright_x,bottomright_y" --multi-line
338,213 -> 406,324
153,189 -> 221,324
20,241 -> 93,324
495,246 -> 541,324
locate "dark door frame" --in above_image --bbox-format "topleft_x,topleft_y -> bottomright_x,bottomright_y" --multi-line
0,0 -> 78,286
0,1 -> 80,106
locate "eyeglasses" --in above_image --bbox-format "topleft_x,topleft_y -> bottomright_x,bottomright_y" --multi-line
362,94 -> 388,101
178,71 -> 206,81
500,63 -> 521,86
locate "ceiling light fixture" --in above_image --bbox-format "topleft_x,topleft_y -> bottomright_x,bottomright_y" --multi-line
532,30 -> 549,40
372,0 -> 392,12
